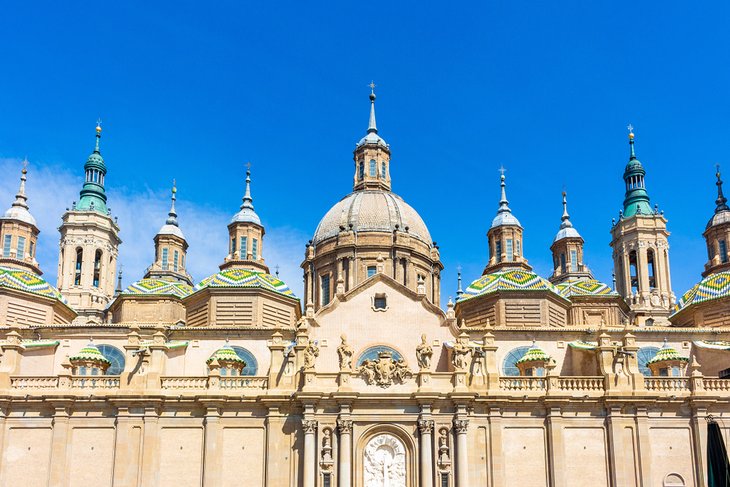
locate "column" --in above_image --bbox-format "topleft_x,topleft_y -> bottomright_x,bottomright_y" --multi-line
302,419 -> 318,487
546,406 -> 566,486
634,407 -> 652,486
113,408 -> 143,486
48,402 -> 71,486
690,406 -> 708,487
418,418 -> 434,487
337,418 -> 353,487
454,417 -> 469,487
140,409 -> 161,486
202,406 -> 222,486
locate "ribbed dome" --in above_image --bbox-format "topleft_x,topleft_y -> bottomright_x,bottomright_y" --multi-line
312,190 -> 432,245
2,204 -> 36,226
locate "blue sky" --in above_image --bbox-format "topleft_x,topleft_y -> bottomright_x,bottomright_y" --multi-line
1,1 -> 729,302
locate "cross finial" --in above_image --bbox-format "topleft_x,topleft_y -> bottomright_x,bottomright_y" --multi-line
246,161 -> 252,170
627,123 -> 634,135
457,264 -> 462,274
368,81 -> 376,94
498,165 -> 507,177
22,157 -> 28,172
275,264 -> 280,277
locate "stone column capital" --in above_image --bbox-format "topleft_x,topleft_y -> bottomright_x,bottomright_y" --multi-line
453,418 -> 469,434
337,419 -> 353,434
302,419 -> 318,434
418,419 -> 435,435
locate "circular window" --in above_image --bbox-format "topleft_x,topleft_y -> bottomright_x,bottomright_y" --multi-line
502,346 -> 531,376
637,346 -> 660,377
97,344 -> 125,376
357,346 -> 403,366
231,346 -> 258,376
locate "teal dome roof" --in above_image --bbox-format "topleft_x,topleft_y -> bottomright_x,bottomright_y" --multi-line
120,278 -> 193,299
194,268 -> 297,300
673,271 -> 730,315
70,341 -> 111,365
0,266 -> 65,302
458,268 -> 566,303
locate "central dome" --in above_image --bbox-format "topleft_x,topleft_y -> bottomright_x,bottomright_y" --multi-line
312,190 -> 432,245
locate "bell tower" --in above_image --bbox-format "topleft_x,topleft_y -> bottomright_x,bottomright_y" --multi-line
57,123 -> 121,320
145,181 -> 192,284
484,169 -> 530,274
610,126 -> 674,324
549,191 -> 591,283
0,161 -> 41,275
702,165 -> 730,277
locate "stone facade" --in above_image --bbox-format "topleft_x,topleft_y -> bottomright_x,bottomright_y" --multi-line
0,102 -> 728,487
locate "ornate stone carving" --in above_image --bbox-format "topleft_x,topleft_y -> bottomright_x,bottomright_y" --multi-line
437,427 -> 451,470
302,419 -> 318,434
337,418 -> 353,434
453,419 -> 469,434
320,427 -> 334,470
358,351 -> 412,387
337,334 -> 354,371
363,433 -> 406,487
417,418 -> 434,435
451,338 -> 471,371
303,341 -> 319,370
415,334 -> 433,371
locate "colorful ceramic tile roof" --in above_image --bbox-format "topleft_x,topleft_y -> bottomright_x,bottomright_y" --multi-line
647,341 -> 689,365
458,269 -> 566,302
207,343 -> 247,365
69,342 -> 111,365
674,271 -> 730,314
556,279 -> 617,298
194,268 -> 297,300
121,278 -> 193,299
0,266 -> 65,302
693,340 -> 730,351
567,340 -> 598,350
516,344 -> 552,364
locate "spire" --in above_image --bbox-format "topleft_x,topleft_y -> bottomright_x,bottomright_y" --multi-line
560,191 -> 571,227
621,124 -> 653,218
490,167 -> 521,228
230,163 -> 261,225
715,164 -> 728,213
94,119 -> 102,153
115,266 -> 123,296
76,121 -> 109,214
12,159 -> 29,210
166,180 -> 179,226
1,159 -> 37,227
552,190 -> 581,242
456,265 -> 463,298
241,165 -> 254,212
368,81 -> 377,133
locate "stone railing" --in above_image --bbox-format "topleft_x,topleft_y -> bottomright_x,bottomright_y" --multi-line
218,377 -> 268,389
556,376 -> 605,393
70,376 -> 121,389
160,377 -> 209,390
644,377 -> 690,392
499,377 -> 546,391
10,376 -> 59,389
702,378 -> 730,392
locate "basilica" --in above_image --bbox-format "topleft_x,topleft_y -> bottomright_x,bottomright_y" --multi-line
0,90 -> 728,487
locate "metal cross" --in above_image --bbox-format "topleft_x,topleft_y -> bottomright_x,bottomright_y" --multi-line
22,157 -> 28,169
246,161 -> 252,170
275,265 -> 280,277
368,81 -> 376,93
498,165 -> 507,177
627,123 -> 634,135
457,264 -> 462,274
96,118 -> 102,128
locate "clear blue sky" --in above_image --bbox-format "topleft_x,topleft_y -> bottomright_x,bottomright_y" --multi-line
1,1 -> 728,302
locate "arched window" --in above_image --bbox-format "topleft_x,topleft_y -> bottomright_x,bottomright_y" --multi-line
506,239 -> 514,261
231,346 -> 258,375
357,346 -> 403,366
560,253 -> 567,273
74,248 -> 83,285
647,249 -> 656,289
637,346 -> 660,376
240,236 -> 248,258
16,236 -> 26,259
97,344 -> 125,375
502,346 -> 531,376
162,248 -> 169,270
93,250 -> 102,287
570,250 -> 578,270
173,250 -> 179,272
359,161 -> 364,180
381,161 -> 386,179
369,159 -> 376,177
719,240 -> 728,264
252,239 -> 258,260
629,250 -> 639,293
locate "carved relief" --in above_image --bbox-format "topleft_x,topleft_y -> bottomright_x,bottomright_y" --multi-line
437,427 -> 451,470
358,351 -> 412,387
302,419 -> 318,434
337,334 -> 354,371
417,419 -> 434,435
415,334 -> 433,371
337,419 -> 353,434
363,433 -> 406,487
451,339 -> 471,371
320,427 -> 334,471
303,341 -> 319,370
453,419 -> 469,434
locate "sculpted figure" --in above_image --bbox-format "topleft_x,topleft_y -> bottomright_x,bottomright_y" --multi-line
451,339 -> 471,371
416,334 -> 433,371
337,334 -> 354,371
303,341 -> 319,370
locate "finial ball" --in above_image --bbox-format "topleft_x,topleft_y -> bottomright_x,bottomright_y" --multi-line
628,132 -> 634,140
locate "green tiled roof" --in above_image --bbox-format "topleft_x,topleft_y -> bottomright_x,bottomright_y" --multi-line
673,271 -> 730,315
69,342 -> 111,365
194,268 -> 297,300
458,269 -> 566,303
515,344 -> 552,364
0,266 -> 65,302
647,341 -> 689,365
121,278 -> 193,299
207,343 -> 247,365
556,279 -> 617,298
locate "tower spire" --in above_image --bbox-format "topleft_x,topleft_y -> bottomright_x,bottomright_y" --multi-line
95,119 -> 102,153
628,123 -> 636,159
560,191 -> 573,229
497,166 -> 512,215
368,81 -> 377,133
12,159 -> 29,211
166,179 -> 179,226
241,162 -> 255,212
715,164 -> 728,213
621,124 -> 653,217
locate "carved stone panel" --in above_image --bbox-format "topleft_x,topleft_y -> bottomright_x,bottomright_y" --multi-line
363,433 -> 406,487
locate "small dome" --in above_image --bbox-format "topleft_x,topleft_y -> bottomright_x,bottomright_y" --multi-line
69,342 -> 111,365
357,131 -> 388,148
207,343 -> 247,365
230,206 -> 261,226
0,266 -> 65,302
313,190 -> 432,245
2,205 -> 36,227
121,278 -> 193,299
158,223 -> 186,239
491,211 -> 521,229
194,268 -> 297,300
553,226 -> 581,241
556,278 -> 617,298
458,268 -> 566,303
707,209 -> 730,230
516,343 -> 552,365
646,341 -> 688,365
673,271 -> 730,315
